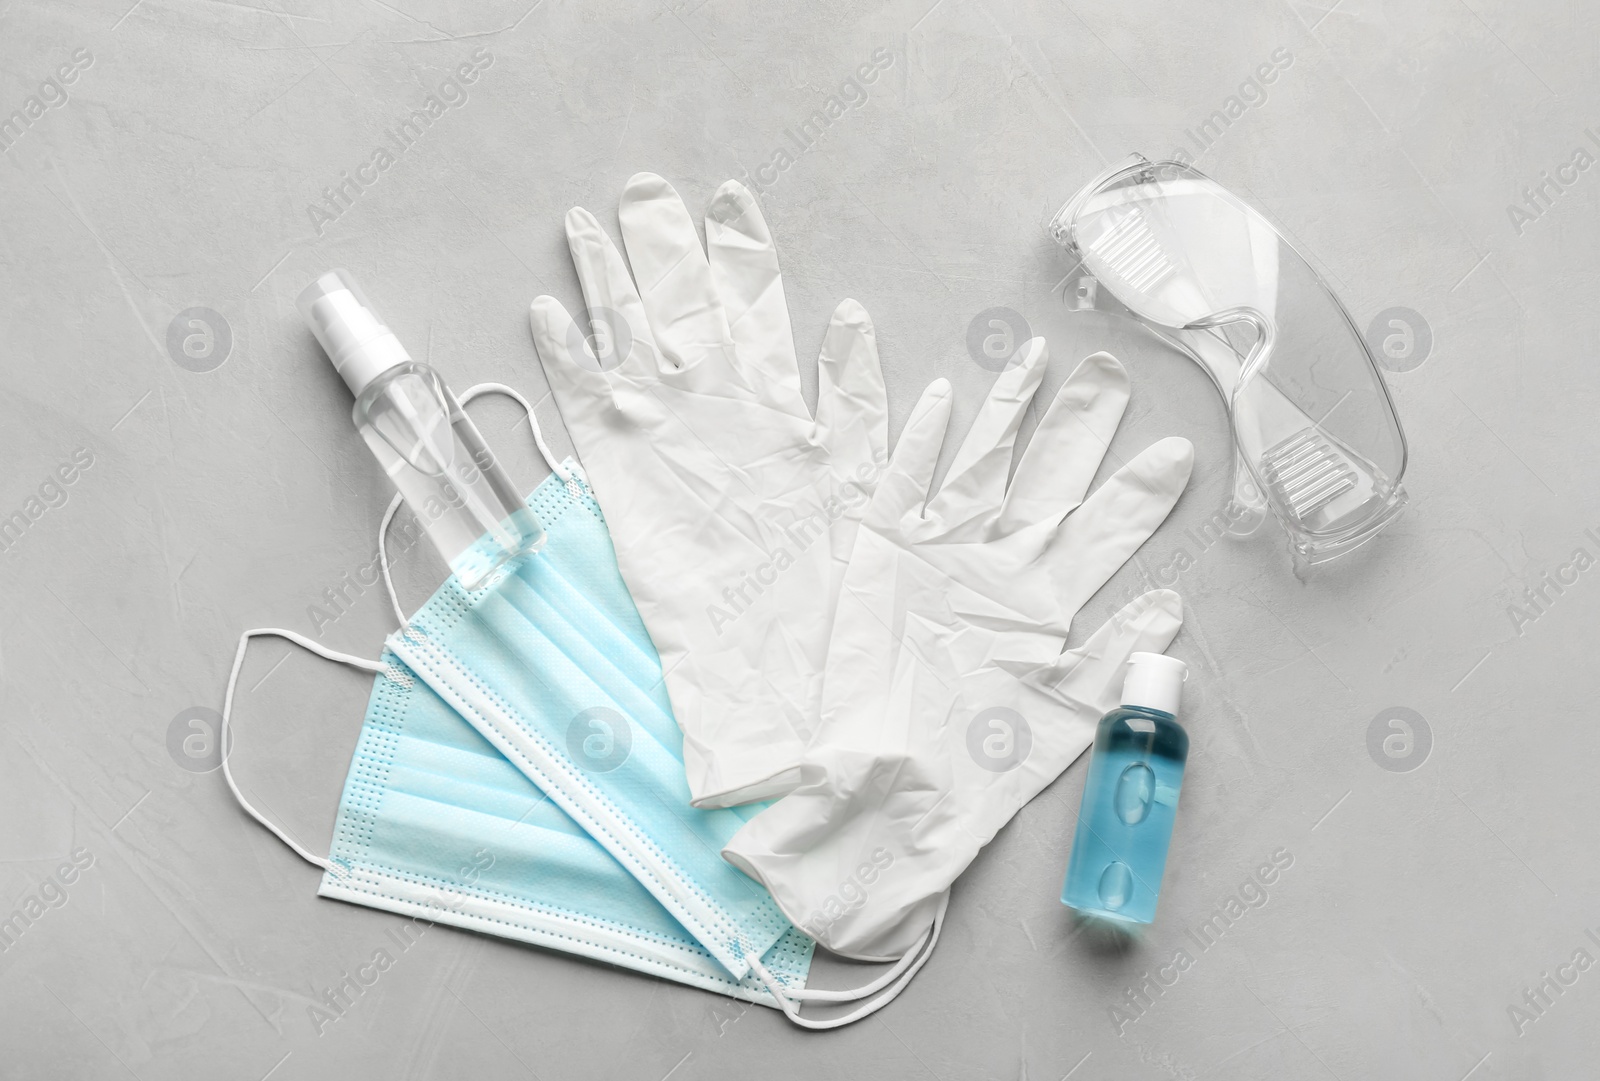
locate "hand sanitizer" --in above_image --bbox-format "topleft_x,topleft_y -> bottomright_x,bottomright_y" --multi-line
298,269 -> 545,591
1062,652 -> 1189,924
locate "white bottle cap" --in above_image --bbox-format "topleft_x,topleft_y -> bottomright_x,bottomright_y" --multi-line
1121,651 -> 1187,715
296,269 -> 411,397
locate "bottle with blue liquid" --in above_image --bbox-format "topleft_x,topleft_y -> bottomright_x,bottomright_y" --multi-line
1062,652 -> 1189,924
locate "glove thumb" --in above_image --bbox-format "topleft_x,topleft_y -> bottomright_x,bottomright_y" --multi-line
1004,589 -> 1184,783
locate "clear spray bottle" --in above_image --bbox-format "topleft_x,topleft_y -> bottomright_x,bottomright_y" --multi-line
297,269 -> 545,591
1062,652 -> 1189,924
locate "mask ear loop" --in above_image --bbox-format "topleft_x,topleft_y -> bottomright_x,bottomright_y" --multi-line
226,381 -> 566,871
379,382 -> 571,627
219,628 -> 388,874
745,892 -> 949,1029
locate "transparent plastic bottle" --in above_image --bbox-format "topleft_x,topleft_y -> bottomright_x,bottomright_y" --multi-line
1062,652 -> 1189,925
297,269 -> 545,590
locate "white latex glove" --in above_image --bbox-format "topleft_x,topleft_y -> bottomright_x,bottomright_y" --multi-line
723,343 -> 1194,960
529,174 -> 888,808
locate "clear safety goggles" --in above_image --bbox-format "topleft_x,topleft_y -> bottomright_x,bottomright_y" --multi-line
1050,155 -> 1409,566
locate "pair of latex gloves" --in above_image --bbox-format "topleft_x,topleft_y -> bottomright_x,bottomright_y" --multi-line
528,174 -> 1193,962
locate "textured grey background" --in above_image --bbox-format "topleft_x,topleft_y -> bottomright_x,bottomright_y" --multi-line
0,0 -> 1592,1077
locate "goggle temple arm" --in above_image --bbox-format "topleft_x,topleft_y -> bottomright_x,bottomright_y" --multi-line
1059,274 -> 1273,543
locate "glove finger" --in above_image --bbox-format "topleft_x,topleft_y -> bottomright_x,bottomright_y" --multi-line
814,298 -> 888,479
935,590 -> 1182,873
1000,351 -> 1130,533
618,172 -> 736,375
563,206 -> 661,381
1022,589 -> 1184,766
705,180 -> 808,417
529,294 -> 618,424
924,337 -> 1047,532
867,378 -> 953,528
1046,436 -> 1194,620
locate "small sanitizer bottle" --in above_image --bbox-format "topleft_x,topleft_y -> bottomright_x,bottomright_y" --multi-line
1062,651 -> 1189,924
297,269 -> 545,591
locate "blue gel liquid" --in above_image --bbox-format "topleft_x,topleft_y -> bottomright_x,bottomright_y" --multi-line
1062,705 -> 1188,925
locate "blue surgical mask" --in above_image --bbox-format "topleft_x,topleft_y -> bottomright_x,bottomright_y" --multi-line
219,384 -> 813,1008
321,637 -> 815,1003
223,383 -> 928,1027
384,459 -> 794,980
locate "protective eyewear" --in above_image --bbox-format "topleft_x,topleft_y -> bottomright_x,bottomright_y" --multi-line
1050,155 -> 1409,565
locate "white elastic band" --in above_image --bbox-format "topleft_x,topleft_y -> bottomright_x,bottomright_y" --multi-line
219,627 -> 388,872
227,381 -> 564,863
379,381 -> 570,627
747,893 -> 949,1029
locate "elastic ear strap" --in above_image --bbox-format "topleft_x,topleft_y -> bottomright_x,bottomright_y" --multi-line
220,627 -> 387,872
379,381 -> 573,627
749,892 -> 949,1029
460,382 -> 568,479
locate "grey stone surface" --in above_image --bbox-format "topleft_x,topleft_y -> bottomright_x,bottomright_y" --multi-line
0,0 -> 1592,1077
